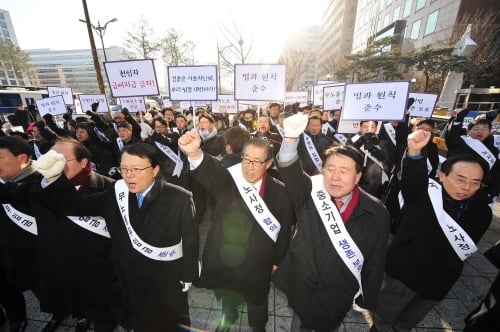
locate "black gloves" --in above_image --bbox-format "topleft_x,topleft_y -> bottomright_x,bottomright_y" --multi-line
454,109 -> 470,123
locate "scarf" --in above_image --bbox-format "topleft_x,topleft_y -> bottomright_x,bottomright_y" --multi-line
341,185 -> 360,223
70,164 -> 93,189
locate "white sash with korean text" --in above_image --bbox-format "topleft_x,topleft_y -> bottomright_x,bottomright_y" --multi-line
322,123 -> 335,136
428,179 -> 477,261
360,146 -> 389,184
461,135 -> 496,169
114,180 -> 183,261
493,135 -> 500,158
154,141 -> 184,177
116,137 -> 124,151
303,132 -> 323,174
310,174 -> 364,296
334,133 -> 348,145
66,216 -> 110,238
383,123 -> 396,146
2,204 -> 37,235
227,164 -> 281,242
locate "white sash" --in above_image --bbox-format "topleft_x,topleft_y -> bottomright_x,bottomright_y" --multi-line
360,146 -> 389,184
310,175 -> 364,296
350,134 -> 360,143
154,141 -> 184,177
33,142 -> 42,159
66,216 -> 110,238
114,180 -> 183,261
428,179 -> 477,261
227,164 -> 281,242
2,204 -> 37,235
303,132 -> 323,174
334,133 -> 348,145
461,135 -> 496,169
493,135 -> 500,158
116,137 -> 124,151
276,125 -> 285,138
383,123 -> 396,146
322,123 -> 335,136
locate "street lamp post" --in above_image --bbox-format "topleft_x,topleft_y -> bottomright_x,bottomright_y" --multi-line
80,18 -> 117,62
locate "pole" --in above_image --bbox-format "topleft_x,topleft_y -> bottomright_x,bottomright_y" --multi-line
96,22 -> 108,62
81,0 -> 105,96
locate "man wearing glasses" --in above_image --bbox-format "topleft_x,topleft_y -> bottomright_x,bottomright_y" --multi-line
370,130 -> 492,332
179,132 -> 294,332
33,143 -> 199,331
445,109 -> 500,203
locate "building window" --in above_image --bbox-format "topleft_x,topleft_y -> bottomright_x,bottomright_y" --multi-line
2,30 -> 9,37
0,13 -> 5,20
415,0 -> 426,12
410,19 -> 422,40
424,10 -> 439,35
393,6 -> 401,21
403,0 -> 412,18
0,21 -> 6,29
384,13 -> 390,27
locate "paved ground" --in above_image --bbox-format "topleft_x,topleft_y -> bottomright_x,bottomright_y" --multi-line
13,204 -> 500,331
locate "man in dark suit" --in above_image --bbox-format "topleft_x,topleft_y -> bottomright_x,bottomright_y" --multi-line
179,133 -> 294,332
34,143 -> 199,331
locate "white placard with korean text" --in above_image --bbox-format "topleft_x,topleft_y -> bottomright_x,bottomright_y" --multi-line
162,98 -> 173,108
168,65 -> 217,101
342,81 -> 410,121
48,86 -> 73,105
78,94 -> 108,113
285,91 -> 309,105
179,101 -> 191,109
234,64 -> 286,101
211,94 -> 238,114
36,95 -> 67,117
192,101 -> 208,107
118,97 -> 147,114
313,84 -> 338,106
104,59 -> 160,98
408,92 -> 438,117
323,84 -> 346,110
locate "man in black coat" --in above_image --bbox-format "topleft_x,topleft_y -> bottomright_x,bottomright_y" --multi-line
30,138 -> 119,332
34,143 -> 199,331
370,130 -> 492,332
179,133 -> 294,332
0,136 -> 41,332
273,114 -> 390,332
297,116 -> 333,176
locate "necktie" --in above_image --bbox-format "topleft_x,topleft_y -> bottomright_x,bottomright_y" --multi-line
335,199 -> 344,211
137,193 -> 144,208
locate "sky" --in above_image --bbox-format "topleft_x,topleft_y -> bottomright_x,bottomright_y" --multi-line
5,0 -> 328,64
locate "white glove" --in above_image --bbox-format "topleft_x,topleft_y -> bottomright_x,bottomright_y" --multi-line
180,281 -> 192,292
140,122 -> 154,141
283,113 -> 309,138
33,150 -> 66,179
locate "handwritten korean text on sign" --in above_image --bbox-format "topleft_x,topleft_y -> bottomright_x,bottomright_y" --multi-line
104,59 -> 159,97
168,65 -> 217,101
234,64 -> 286,101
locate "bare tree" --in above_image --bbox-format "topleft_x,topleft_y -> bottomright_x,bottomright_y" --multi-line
0,40 -> 33,86
124,17 -> 160,59
215,14 -> 253,73
279,47 -> 315,91
450,9 -> 500,87
160,28 -> 196,66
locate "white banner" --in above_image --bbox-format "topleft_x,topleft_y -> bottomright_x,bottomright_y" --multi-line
408,92 -> 438,117
211,94 -> 238,114
285,91 -> 308,105
79,94 -> 108,113
48,86 -> 74,105
105,59 -> 160,97
168,65 -> 217,101
234,64 -> 286,101
342,81 -> 410,121
323,84 -> 346,110
36,95 -> 67,117
118,97 -> 147,114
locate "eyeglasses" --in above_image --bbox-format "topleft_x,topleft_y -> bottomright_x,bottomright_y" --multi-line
241,157 -> 268,167
449,176 -> 484,189
469,127 -> 490,132
118,166 -> 152,175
